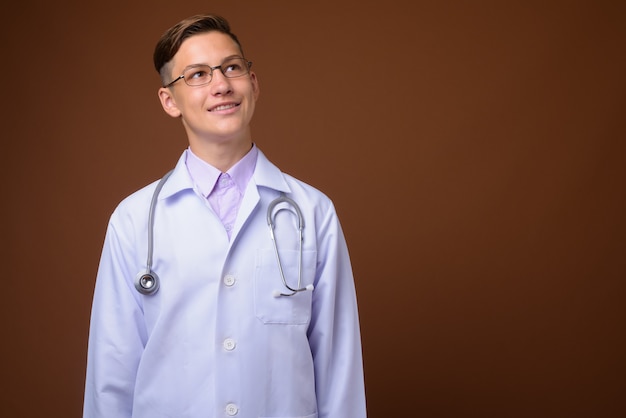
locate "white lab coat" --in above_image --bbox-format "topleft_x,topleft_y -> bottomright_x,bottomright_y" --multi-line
83,149 -> 366,418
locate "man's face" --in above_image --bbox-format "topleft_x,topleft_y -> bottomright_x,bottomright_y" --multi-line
158,31 -> 259,147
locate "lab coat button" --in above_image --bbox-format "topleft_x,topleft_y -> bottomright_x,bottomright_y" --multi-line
223,275 -> 235,286
226,403 -> 239,415
223,338 -> 236,351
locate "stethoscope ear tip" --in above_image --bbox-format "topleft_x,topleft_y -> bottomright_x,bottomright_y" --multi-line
272,290 -> 282,298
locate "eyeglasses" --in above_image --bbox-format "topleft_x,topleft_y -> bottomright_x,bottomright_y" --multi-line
164,57 -> 252,88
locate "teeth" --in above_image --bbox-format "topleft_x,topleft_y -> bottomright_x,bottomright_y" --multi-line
212,103 -> 236,111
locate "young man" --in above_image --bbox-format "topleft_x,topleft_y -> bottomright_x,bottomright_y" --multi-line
83,14 -> 366,418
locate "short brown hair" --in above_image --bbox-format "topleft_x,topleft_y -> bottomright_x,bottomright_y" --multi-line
153,14 -> 244,83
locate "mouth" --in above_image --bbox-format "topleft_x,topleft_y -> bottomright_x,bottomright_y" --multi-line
209,102 -> 240,112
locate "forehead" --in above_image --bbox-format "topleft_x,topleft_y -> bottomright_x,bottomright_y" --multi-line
172,31 -> 242,69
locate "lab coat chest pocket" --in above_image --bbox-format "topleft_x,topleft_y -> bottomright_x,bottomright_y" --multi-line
254,249 -> 316,324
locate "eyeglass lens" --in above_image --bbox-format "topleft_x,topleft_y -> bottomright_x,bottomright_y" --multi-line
183,57 -> 250,86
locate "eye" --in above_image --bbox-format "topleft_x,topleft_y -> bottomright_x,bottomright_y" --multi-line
189,68 -> 209,79
180,65 -> 214,86
224,62 -> 243,73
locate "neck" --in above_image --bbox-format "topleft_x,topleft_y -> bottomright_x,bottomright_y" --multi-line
188,138 -> 253,172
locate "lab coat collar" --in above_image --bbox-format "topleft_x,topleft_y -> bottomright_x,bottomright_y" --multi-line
156,148 -> 291,200
253,149 -> 292,194
156,152 -> 194,200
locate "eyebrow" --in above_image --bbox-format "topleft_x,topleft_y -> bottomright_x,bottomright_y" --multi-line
182,55 -> 244,72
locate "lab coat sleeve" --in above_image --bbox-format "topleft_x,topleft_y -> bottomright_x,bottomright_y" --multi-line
308,202 -> 367,417
83,211 -> 147,418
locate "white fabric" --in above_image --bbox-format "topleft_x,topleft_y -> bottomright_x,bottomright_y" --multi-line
83,149 -> 366,418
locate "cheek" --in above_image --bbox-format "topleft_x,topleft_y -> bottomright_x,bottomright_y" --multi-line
180,93 -> 210,114
245,95 -> 257,117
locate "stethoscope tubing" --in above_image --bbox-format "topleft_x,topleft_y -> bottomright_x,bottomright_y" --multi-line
146,170 -> 174,272
136,170 -> 312,298
267,195 -> 307,297
134,170 -> 173,295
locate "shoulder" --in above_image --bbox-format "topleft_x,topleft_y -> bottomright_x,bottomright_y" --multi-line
115,179 -> 160,214
111,152 -> 191,221
256,148 -> 334,208
283,172 -> 332,205
103,180 -> 160,234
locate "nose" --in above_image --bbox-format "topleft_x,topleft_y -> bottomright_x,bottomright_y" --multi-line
210,68 -> 233,96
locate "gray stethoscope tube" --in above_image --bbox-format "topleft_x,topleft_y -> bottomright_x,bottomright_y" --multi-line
135,171 -> 313,298
134,170 -> 174,295
267,195 -> 314,297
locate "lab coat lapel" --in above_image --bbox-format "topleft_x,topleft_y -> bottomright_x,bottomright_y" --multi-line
229,150 -> 291,244
230,183 -> 260,245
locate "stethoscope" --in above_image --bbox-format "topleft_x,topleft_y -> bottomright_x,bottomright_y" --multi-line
267,194 -> 314,297
134,170 -> 314,298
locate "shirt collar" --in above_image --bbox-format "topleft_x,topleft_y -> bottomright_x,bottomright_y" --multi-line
185,144 -> 258,198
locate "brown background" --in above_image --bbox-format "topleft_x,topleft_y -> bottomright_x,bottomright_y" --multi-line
2,0 -> 625,417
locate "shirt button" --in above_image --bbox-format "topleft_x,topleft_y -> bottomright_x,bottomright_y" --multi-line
223,275 -> 235,287
226,403 -> 239,415
223,338 -> 236,351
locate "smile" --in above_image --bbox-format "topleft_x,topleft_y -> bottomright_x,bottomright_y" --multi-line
209,103 -> 239,112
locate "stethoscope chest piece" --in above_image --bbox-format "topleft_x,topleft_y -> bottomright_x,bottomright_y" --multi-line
135,271 -> 160,295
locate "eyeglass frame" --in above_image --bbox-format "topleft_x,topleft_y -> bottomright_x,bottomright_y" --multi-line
163,56 -> 253,88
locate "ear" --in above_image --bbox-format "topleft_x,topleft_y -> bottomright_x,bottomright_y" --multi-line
250,71 -> 260,101
158,87 -> 182,118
